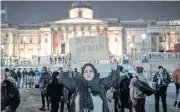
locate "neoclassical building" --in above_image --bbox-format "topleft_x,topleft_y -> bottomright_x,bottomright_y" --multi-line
1,1 -> 180,61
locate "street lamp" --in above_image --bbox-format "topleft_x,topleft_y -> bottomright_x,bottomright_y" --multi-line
141,33 -> 146,52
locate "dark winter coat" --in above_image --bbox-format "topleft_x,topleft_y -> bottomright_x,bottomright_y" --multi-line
153,69 -> 171,90
59,65 -> 124,112
17,71 -> 22,78
22,70 -> 28,79
29,70 -> 35,76
1,79 -> 20,112
45,78 -> 64,101
119,74 -> 133,108
39,72 -> 51,91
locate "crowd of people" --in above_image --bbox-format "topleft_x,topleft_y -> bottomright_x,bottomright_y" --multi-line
1,56 -> 180,112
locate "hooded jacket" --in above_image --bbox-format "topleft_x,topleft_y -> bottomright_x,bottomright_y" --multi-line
1,79 -> 20,112
59,65 -> 124,112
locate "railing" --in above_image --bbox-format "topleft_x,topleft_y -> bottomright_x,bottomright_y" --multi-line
144,52 -> 180,61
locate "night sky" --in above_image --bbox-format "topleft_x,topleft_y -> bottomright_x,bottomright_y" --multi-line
1,1 -> 180,24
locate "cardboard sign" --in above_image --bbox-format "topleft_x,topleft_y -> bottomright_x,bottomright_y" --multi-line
69,36 -> 109,62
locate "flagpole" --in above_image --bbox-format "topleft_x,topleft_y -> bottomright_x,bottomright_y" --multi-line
5,4 -> 7,22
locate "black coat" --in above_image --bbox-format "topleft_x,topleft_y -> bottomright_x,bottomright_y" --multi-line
59,65 -> 125,112
1,80 -> 20,112
29,70 -> 35,76
45,78 -> 64,101
153,69 -> 171,90
17,71 -> 21,78
119,74 -> 133,108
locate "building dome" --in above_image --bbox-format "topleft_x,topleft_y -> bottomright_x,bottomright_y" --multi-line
69,1 -> 94,19
71,1 -> 92,10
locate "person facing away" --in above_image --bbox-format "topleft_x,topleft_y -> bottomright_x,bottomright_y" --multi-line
113,65 -> 124,112
57,67 -> 70,112
39,66 -> 51,111
45,71 -> 64,112
59,62 -> 124,112
17,68 -> 22,88
153,66 -> 171,112
118,69 -> 133,112
129,66 -> 147,112
1,69 -> 21,112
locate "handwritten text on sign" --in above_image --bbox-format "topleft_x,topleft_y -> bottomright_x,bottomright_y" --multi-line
69,36 -> 109,62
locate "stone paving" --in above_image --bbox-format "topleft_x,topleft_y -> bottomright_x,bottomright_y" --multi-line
17,83 -> 179,112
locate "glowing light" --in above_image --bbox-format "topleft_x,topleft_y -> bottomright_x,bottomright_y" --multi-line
141,34 -> 146,40
130,43 -> 133,48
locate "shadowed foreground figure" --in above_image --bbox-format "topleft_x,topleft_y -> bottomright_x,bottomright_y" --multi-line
1,69 -> 21,112
45,71 -> 64,112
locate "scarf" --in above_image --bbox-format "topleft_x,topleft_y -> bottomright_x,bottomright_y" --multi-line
79,76 -> 101,111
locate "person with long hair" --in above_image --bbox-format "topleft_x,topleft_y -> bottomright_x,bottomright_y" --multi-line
59,53 -> 124,112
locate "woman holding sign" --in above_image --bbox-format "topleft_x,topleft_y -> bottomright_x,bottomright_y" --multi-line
59,53 -> 125,112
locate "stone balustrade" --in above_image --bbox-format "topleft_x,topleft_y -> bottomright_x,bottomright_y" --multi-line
145,52 -> 180,61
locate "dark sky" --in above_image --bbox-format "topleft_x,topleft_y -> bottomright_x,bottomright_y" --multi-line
1,1 -> 180,24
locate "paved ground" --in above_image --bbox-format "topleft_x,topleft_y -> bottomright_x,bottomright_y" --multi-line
17,83 -> 179,112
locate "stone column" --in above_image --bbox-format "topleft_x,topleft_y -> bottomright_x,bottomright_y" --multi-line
88,26 -> 91,36
156,33 -> 159,52
104,27 -> 107,36
12,33 -> 16,57
73,27 -> 76,37
51,28 -> 54,54
97,26 -> 100,36
81,27 -> 84,37
66,27 -> 69,54
149,33 -> 152,52
58,28 -> 61,54
168,32 -> 171,50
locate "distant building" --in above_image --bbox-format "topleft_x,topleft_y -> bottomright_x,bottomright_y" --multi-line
1,1 -> 180,61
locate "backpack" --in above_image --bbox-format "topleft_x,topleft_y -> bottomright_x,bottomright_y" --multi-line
134,76 -> 155,96
133,86 -> 145,99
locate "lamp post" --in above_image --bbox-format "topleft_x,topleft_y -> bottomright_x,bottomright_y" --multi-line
141,33 -> 146,53
23,37 -> 26,58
